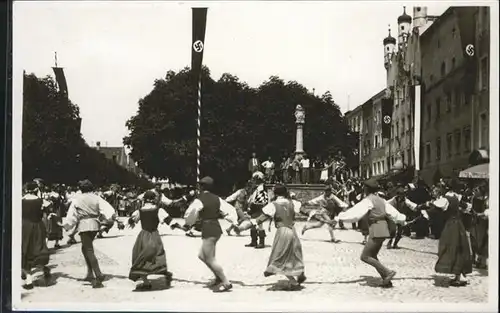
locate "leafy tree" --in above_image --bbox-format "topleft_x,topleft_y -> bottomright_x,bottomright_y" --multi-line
124,67 -> 358,194
23,73 -> 150,188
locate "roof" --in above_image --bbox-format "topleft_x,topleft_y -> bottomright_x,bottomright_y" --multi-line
420,7 -> 454,41
346,88 -> 387,116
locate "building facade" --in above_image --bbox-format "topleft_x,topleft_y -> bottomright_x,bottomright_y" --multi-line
345,104 -> 363,177
472,7 -> 490,153
384,7 -> 439,172
419,7 -> 488,184
346,89 -> 387,179
93,141 -> 142,175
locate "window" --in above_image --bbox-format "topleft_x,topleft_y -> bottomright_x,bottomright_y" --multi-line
436,97 -> 441,118
112,155 -> 117,163
402,151 -> 405,165
479,113 -> 489,149
446,133 -> 453,158
402,118 -> 406,134
445,92 -> 451,112
396,121 -> 399,137
463,126 -> 471,153
440,61 -> 446,76
481,57 -> 489,90
454,130 -> 461,155
374,135 -> 379,148
452,57 -> 456,69
407,148 -> 411,165
391,124 -> 395,138
426,143 -> 431,164
407,114 -> 411,129
436,137 -> 441,161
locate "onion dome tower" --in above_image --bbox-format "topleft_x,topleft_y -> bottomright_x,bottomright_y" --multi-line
383,26 -> 396,70
397,6 -> 412,46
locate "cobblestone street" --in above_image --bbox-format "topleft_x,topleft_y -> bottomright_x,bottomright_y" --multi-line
19,219 -> 489,308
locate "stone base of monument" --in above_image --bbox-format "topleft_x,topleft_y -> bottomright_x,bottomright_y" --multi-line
264,184 -> 326,221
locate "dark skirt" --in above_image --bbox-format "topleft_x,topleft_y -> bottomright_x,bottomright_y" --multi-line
22,220 -> 50,270
129,229 -> 168,281
471,218 -> 488,258
201,219 -> 222,239
265,226 -> 304,276
46,215 -> 63,241
435,217 -> 473,275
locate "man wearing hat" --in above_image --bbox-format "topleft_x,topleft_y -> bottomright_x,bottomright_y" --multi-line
244,171 -> 270,249
335,179 -> 406,287
58,180 -> 118,288
301,185 -> 348,243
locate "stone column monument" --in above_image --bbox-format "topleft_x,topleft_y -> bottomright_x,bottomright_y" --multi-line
294,104 -> 305,160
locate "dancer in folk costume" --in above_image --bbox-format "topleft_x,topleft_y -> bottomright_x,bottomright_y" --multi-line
44,187 -> 66,249
58,180 -> 119,288
224,180 -> 251,236
421,184 -> 474,287
243,172 -> 270,248
22,182 -> 51,290
300,185 -> 348,243
184,177 -> 237,293
127,191 -> 173,291
243,184 -> 306,290
170,190 -> 206,237
335,179 -> 406,287
385,187 -> 423,249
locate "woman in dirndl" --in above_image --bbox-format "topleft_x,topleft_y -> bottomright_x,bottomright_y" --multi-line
426,192 -> 473,286
251,184 -> 306,290
22,182 -> 51,289
45,187 -> 65,249
127,190 -> 173,291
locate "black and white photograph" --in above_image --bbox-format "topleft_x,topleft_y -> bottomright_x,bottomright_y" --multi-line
11,1 -> 498,311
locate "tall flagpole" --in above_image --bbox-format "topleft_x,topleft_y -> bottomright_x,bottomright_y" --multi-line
197,74 -> 201,183
192,8 -> 207,184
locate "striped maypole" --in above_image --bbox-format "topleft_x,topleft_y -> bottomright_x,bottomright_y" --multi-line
197,75 -> 201,183
192,7 -> 207,184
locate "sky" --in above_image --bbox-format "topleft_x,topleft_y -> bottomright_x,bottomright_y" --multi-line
13,1 -> 451,147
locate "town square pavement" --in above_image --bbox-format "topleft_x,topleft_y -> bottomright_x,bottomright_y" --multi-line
19,218 -> 489,307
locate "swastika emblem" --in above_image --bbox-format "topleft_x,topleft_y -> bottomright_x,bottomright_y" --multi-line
193,40 -> 204,53
383,115 -> 391,124
465,44 -> 474,57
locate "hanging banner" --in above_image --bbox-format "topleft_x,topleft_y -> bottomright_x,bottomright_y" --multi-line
191,8 -> 208,80
414,85 -> 421,171
52,67 -> 68,97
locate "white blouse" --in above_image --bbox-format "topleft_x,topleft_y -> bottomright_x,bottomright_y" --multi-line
337,196 -> 406,224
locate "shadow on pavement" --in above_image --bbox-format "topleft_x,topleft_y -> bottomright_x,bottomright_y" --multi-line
399,246 -> 437,256
52,272 -> 129,283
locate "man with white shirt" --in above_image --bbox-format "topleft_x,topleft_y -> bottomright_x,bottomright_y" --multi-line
301,155 -> 310,184
58,180 -> 119,288
335,179 -> 406,288
248,152 -> 260,175
301,185 -> 348,243
261,157 -> 275,183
